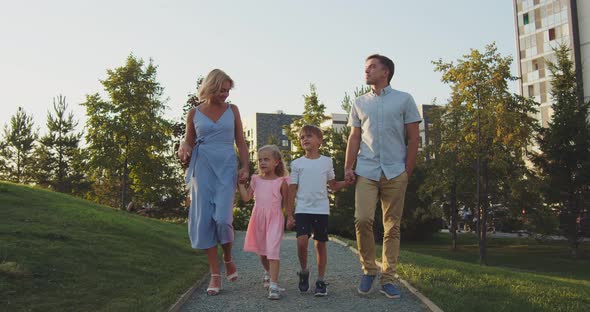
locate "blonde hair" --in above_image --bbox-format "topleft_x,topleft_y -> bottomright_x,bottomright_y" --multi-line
198,69 -> 234,102
257,145 -> 288,177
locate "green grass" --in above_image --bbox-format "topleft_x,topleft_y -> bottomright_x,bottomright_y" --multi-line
0,181 -> 208,312
341,233 -> 590,312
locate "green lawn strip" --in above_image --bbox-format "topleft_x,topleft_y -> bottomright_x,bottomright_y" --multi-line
398,250 -> 589,312
337,233 -> 589,312
403,233 -> 590,280
0,182 -> 208,312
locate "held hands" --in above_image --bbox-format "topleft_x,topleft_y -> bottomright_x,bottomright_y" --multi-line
344,168 -> 356,184
286,215 -> 296,230
238,167 -> 249,184
178,142 -> 192,165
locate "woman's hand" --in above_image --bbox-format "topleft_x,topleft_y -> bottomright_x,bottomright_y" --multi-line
238,167 -> 249,184
178,142 -> 192,165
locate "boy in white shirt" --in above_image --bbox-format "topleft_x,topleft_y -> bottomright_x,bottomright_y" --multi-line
287,125 -> 347,297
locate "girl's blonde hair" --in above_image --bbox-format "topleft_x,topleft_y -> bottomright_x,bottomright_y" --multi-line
198,69 -> 234,102
257,145 -> 288,177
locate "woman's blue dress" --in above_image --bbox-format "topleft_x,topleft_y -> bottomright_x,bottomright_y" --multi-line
185,105 -> 237,249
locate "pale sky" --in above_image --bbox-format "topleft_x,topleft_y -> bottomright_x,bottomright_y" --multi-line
0,0 -> 518,134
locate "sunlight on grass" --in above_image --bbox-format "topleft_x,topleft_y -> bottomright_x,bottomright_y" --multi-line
338,232 -> 589,312
0,181 -> 208,312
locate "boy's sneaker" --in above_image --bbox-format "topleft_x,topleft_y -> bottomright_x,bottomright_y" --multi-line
262,272 -> 270,288
380,283 -> 401,299
297,270 -> 310,292
314,280 -> 328,297
268,286 -> 281,300
357,274 -> 376,295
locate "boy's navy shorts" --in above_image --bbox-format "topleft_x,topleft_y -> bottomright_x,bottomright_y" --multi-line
295,213 -> 329,242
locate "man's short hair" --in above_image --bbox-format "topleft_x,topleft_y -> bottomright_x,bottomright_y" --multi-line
299,124 -> 323,141
366,54 -> 395,83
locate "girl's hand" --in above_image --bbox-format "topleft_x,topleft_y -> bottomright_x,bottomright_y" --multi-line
286,215 -> 296,230
238,167 -> 249,184
178,142 -> 192,164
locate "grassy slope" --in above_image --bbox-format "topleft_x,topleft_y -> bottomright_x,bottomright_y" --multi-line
0,182 -> 207,312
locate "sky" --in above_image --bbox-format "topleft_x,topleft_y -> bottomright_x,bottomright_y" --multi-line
0,0 -> 518,134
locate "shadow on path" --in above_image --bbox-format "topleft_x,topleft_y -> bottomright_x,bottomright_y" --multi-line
180,231 -> 429,312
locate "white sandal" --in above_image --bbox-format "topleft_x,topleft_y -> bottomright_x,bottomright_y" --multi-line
224,259 -> 238,282
206,274 -> 222,296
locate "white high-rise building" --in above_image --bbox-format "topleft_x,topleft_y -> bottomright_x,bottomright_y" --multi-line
513,0 -> 589,127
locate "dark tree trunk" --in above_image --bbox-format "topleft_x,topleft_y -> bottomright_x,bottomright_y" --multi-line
450,180 -> 458,251
479,159 -> 488,265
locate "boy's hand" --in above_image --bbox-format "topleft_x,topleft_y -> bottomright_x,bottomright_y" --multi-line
286,215 -> 296,230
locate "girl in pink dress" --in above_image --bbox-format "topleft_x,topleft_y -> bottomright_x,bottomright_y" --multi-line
238,145 -> 288,300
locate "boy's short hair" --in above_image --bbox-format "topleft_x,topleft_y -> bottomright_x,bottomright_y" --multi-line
299,125 -> 323,141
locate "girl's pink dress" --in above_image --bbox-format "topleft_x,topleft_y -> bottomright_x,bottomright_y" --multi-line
243,175 -> 287,260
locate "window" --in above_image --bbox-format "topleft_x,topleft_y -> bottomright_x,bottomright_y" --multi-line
548,28 -> 556,40
281,129 -> 287,135
523,13 -> 530,25
282,140 -> 288,147
528,85 -> 534,97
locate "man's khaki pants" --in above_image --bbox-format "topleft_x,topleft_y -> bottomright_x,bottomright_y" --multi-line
354,172 -> 408,284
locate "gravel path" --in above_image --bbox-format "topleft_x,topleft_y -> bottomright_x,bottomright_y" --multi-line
179,231 -> 430,312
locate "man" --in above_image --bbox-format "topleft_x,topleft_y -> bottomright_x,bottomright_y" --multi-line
344,54 -> 421,299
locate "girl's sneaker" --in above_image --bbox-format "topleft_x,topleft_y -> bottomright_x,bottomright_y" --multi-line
268,286 -> 281,300
262,272 -> 271,288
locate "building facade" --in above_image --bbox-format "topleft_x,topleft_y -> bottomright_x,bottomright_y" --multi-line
513,0 -> 589,127
243,111 -> 301,161
321,113 -> 348,133
418,104 -> 439,160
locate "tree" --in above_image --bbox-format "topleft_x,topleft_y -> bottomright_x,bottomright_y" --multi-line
82,54 -> 176,209
163,77 -> 205,211
419,103 -> 472,249
172,76 -> 204,155
0,107 -> 37,183
284,84 -> 330,161
432,43 -> 539,264
33,95 -> 85,193
532,45 -> 590,257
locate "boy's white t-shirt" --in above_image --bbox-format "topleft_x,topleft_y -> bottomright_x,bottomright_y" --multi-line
289,155 -> 335,215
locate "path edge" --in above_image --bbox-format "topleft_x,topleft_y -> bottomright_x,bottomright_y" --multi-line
168,274 -> 208,312
329,236 -> 444,312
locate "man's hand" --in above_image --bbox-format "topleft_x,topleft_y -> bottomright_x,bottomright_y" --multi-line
344,168 -> 356,184
405,166 -> 413,178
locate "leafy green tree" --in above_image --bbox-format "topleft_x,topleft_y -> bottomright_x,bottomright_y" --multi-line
401,157 -> 443,240
433,43 -> 539,264
33,95 -> 84,193
82,54 -> 176,209
419,103 -> 471,248
0,107 -> 38,183
532,45 -> 590,257
162,77 -> 205,212
284,84 -> 330,161
172,77 -> 204,154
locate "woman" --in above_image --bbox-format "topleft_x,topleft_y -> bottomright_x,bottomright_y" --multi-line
178,69 -> 249,295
